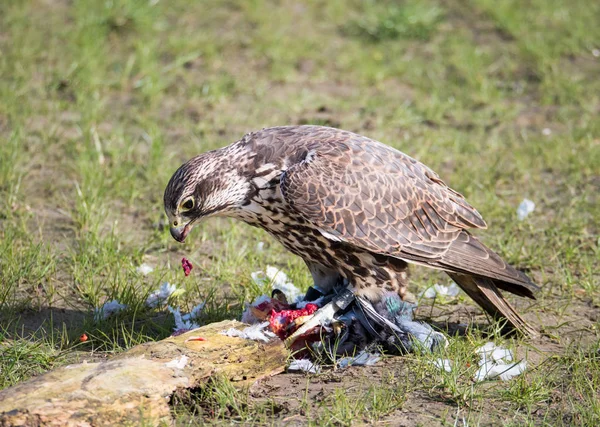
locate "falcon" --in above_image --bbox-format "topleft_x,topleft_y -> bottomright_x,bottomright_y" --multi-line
164,126 -> 539,336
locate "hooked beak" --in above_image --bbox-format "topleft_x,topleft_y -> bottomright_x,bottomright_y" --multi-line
170,222 -> 192,243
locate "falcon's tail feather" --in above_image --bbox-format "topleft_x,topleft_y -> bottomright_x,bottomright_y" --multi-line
447,273 -> 538,337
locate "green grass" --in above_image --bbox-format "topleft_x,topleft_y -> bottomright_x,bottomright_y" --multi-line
0,0 -> 599,424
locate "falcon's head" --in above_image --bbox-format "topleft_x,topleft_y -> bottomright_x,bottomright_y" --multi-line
163,152 -> 251,242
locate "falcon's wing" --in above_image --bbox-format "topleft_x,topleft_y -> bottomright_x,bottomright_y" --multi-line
279,133 -> 538,298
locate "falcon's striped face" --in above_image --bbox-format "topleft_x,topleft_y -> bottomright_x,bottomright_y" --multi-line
163,153 -> 252,242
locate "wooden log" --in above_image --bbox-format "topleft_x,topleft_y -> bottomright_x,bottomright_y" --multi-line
0,320 -> 287,426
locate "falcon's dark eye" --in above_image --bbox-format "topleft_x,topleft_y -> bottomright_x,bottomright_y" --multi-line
182,199 -> 194,210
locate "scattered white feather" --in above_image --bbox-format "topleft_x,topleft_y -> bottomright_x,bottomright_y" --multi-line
296,296 -> 325,309
593,48 -> 600,58
475,360 -> 527,382
251,266 -> 303,303
256,241 -> 265,251
267,266 -> 303,302
182,303 -> 205,322
251,294 -> 272,307
517,199 -> 535,221
136,263 -> 154,275
542,128 -> 552,136
240,309 -> 258,325
420,283 -> 460,299
496,360 -> 527,381
265,266 -> 289,287
288,359 -> 321,374
165,355 -> 189,370
221,321 -> 276,343
240,294 -> 271,324
433,358 -> 453,372
338,351 -> 381,369
477,341 -> 513,362
146,282 -> 177,307
168,306 -> 200,331
94,299 -> 126,321
474,342 -> 526,381
250,271 -> 267,286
